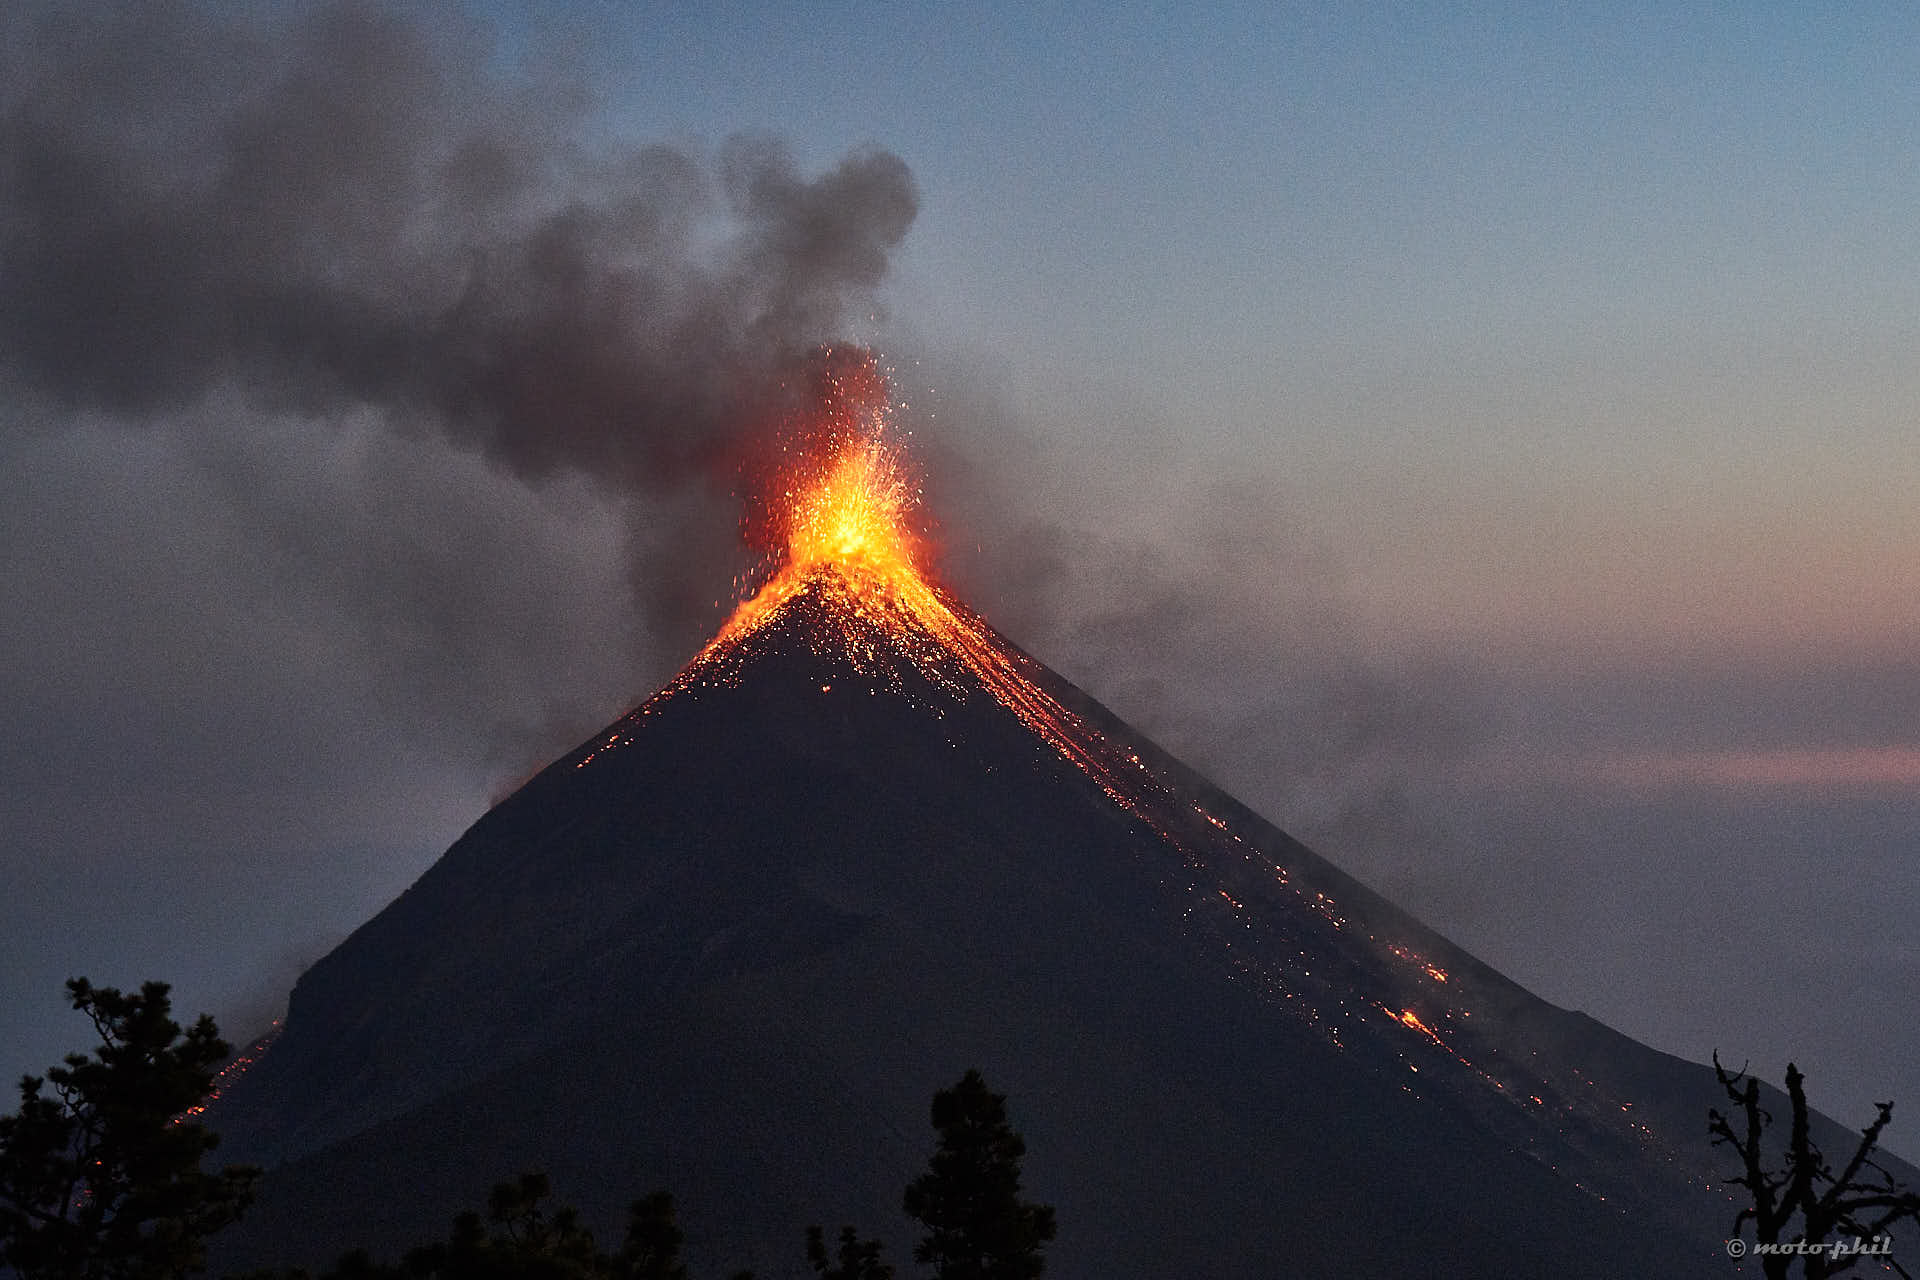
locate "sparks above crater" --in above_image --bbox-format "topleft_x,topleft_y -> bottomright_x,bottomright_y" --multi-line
708,346 -> 940,661
668,346 -> 1151,810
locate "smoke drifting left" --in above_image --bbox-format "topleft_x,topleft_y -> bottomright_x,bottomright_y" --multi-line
0,0 -> 916,652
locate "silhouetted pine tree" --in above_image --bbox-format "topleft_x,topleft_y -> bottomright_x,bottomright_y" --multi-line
612,1191 -> 688,1280
0,979 -> 258,1280
902,1070 -> 1054,1280
399,1172 -> 601,1280
803,1223 -> 891,1279
296,1180 -> 753,1280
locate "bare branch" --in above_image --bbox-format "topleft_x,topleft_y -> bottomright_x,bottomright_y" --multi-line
1825,1103 -> 1897,1211
1711,1052 -> 1920,1274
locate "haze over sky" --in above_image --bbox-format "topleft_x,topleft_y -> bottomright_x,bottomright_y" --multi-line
4,2 -> 1916,1156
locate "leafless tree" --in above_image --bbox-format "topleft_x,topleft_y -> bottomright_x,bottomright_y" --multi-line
1710,1054 -> 1920,1278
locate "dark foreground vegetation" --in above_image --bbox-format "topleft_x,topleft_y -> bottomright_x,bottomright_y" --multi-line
0,981 -> 257,1280
0,982 -> 1052,1280
9,980 -> 1920,1278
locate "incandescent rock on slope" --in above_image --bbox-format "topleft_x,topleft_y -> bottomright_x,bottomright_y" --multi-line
211,574 -> 1756,1277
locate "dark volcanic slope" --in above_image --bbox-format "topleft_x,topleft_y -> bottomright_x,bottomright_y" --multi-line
211,586 -> 1786,1278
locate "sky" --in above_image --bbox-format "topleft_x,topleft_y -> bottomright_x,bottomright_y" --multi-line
3,1 -> 1917,1158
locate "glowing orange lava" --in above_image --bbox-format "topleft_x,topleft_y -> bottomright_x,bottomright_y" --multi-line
173,1019 -> 282,1126
672,347 -> 1155,817
708,352 -> 938,657
1393,1007 -> 1449,1050
786,430 -> 921,576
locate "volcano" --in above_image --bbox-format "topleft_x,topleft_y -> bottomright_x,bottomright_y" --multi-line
208,356 -> 1801,1276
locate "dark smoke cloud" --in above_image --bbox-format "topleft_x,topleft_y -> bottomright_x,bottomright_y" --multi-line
0,0 -> 915,648
0,0 -> 918,1082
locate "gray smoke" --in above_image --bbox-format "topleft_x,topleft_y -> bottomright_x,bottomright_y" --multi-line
0,0 -> 915,649
898,362 -> 1500,913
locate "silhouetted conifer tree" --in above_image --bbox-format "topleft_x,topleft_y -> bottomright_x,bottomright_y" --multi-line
294,1180 -> 753,1280
0,979 -> 258,1280
803,1223 -> 891,1279
309,1247 -> 399,1280
1710,1053 -> 1920,1279
230,1072 -> 1058,1280
902,1070 -> 1054,1280
613,1191 -> 688,1280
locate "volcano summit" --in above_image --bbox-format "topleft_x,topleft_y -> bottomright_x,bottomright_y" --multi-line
211,353 -> 1777,1276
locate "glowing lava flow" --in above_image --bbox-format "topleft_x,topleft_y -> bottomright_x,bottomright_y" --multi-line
658,349 -> 1154,816
174,1020 -> 283,1126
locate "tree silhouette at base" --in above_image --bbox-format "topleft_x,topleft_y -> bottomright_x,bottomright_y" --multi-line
399,1172 -> 602,1280
902,1070 -> 1054,1280
0,979 -> 259,1280
618,1191 -> 692,1280
1710,1053 -> 1920,1279
308,1180 -> 740,1280
803,1224 -> 891,1280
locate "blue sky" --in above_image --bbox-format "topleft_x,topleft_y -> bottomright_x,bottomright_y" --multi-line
3,0 -> 1916,1158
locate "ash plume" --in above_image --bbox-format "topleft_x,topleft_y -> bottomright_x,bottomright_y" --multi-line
0,0 -> 915,649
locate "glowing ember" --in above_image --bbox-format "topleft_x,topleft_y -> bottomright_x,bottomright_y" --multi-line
708,349 -> 938,658
1393,1007 -> 1449,1050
